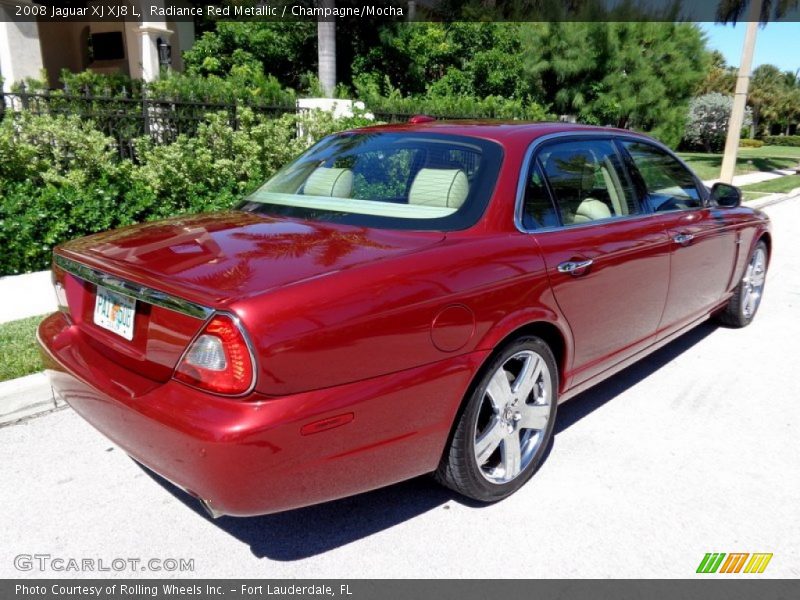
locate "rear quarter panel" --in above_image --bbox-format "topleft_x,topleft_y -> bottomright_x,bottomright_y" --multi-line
233,234 -> 566,397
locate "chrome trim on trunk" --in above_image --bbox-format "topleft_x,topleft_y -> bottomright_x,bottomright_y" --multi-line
54,255 -> 213,320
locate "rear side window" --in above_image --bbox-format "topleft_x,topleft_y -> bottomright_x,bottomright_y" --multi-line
522,161 -> 559,229
529,139 -> 639,227
622,141 -> 703,212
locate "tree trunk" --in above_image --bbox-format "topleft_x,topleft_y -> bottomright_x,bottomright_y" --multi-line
317,0 -> 336,97
750,106 -> 759,139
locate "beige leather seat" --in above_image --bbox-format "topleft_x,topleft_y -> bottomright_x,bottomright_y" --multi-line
408,168 -> 469,208
572,160 -> 614,223
304,167 -> 353,197
573,198 -> 612,223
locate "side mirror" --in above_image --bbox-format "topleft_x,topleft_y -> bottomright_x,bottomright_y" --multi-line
710,182 -> 742,208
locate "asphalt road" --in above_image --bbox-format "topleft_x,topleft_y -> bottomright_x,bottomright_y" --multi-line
2,199 -> 799,579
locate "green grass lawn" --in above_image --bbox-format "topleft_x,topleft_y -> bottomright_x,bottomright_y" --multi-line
0,314 -> 46,382
741,174 -> 800,202
677,145 -> 800,181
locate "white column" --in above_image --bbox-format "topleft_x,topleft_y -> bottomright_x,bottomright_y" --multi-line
0,0 -> 45,92
135,0 -> 171,82
138,26 -> 172,81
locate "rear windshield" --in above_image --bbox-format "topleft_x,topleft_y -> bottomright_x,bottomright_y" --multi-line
239,132 -> 503,231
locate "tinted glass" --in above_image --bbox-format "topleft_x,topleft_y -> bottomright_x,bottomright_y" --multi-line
622,141 -> 703,211
239,133 -> 503,231
536,139 -> 639,226
522,161 -> 559,229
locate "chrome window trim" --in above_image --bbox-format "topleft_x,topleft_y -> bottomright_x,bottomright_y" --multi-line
514,131 -> 708,234
54,255 -> 214,320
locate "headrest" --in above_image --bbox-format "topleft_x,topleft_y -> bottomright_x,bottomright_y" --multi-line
573,198 -> 612,223
304,167 -> 353,197
408,168 -> 469,208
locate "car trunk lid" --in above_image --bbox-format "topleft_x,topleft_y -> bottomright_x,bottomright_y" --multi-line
54,211 -> 445,383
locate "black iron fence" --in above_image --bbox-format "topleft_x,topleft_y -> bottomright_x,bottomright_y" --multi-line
0,84 -> 503,159
0,84 -> 299,159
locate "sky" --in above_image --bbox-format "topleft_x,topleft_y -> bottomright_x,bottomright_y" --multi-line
700,22 -> 800,73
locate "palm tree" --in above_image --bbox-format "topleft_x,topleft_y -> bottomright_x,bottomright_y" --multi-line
717,0 -> 799,182
317,0 -> 337,97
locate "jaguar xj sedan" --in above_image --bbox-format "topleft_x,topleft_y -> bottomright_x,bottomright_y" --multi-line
38,121 -> 771,517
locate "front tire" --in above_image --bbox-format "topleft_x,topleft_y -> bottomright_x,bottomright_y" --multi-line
716,240 -> 768,328
435,336 -> 557,503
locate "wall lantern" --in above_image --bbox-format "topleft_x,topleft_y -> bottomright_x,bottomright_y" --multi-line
157,38 -> 172,69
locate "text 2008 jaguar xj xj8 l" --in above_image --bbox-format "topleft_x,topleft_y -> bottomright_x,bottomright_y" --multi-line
38,121 -> 771,516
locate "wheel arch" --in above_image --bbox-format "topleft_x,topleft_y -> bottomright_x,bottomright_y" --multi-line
489,321 -> 567,391
435,318 -> 568,477
758,231 -> 772,262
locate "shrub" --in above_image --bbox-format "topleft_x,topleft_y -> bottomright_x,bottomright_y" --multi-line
763,135 -> 800,147
354,74 -> 550,121
0,111 -> 121,188
739,138 -> 764,148
147,66 -> 296,106
683,93 -> 751,152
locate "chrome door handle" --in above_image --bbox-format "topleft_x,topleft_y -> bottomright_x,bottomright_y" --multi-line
557,259 -> 593,274
673,233 -> 694,246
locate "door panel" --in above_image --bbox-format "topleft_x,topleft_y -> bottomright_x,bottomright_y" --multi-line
617,139 -> 739,335
658,209 -> 738,333
535,220 -> 671,385
521,138 -> 671,387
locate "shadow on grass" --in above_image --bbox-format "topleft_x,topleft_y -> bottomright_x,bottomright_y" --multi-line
140,321 -> 718,561
683,154 -> 798,180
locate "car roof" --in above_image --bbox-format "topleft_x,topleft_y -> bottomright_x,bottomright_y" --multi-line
345,120 -> 648,146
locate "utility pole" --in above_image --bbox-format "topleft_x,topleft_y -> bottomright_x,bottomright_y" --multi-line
719,0 -> 763,183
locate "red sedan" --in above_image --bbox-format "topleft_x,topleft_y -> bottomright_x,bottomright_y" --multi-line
38,122 -> 771,516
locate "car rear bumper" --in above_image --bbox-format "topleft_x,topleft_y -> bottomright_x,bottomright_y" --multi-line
38,312 -> 486,516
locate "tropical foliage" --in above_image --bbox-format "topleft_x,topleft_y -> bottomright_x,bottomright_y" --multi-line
183,21 -> 709,146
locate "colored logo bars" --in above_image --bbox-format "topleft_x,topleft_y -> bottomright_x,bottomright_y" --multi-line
697,553 -> 773,574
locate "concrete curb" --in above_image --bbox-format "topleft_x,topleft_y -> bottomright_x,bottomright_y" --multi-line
0,372 -> 65,427
746,187 -> 800,209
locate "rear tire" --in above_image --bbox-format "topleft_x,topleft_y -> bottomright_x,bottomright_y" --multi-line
716,240 -> 768,328
435,336 -> 557,503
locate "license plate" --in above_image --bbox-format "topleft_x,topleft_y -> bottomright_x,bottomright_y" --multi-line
94,286 -> 136,341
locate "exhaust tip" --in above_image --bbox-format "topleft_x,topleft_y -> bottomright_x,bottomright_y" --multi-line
199,498 -> 225,519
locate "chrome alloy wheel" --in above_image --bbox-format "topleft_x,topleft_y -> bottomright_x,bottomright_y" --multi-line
473,350 -> 552,484
741,246 -> 767,319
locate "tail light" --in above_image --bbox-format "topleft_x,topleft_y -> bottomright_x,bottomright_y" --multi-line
174,314 -> 254,395
52,268 -> 70,314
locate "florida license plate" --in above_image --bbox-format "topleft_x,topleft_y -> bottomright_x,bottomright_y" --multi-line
94,286 -> 136,340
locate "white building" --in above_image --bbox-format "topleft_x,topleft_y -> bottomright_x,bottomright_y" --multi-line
0,0 -> 197,92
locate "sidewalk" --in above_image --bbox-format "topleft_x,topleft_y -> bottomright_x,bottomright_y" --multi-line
0,270 -> 56,325
703,168 -> 797,188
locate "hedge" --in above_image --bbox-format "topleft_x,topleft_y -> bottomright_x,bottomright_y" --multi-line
763,135 -> 800,147
739,138 -> 764,148
0,109 -> 374,276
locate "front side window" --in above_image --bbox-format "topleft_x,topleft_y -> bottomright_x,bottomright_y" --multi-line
533,139 -> 640,227
239,132 -> 503,231
622,141 -> 703,212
